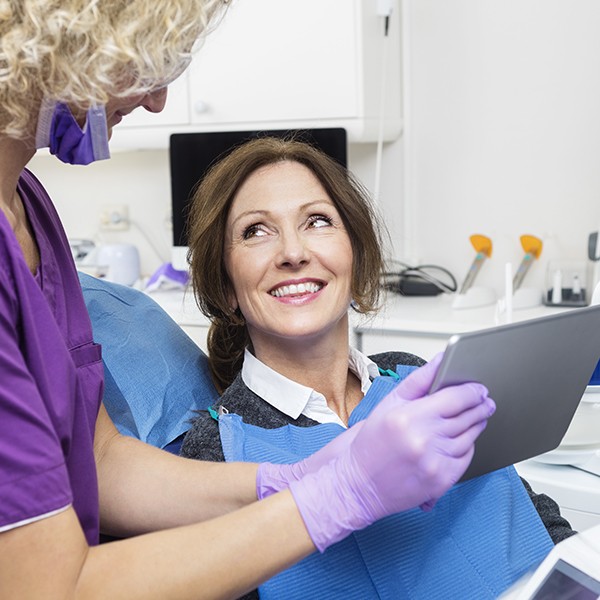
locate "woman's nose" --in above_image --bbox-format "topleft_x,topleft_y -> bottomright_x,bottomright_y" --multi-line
142,87 -> 168,114
277,232 -> 310,267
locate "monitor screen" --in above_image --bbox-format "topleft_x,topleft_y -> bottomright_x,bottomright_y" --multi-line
168,128 -> 347,268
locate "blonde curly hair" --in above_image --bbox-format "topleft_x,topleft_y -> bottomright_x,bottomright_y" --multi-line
0,0 -> 228,139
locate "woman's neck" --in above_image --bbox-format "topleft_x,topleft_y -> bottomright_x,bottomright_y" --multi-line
0,136 -> 35,201
250,322 -> 364,425
0,136 -> 39,272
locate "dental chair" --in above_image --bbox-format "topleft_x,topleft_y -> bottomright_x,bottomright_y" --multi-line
78,272 -> 218,453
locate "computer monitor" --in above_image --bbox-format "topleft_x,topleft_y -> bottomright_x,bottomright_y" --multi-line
168,128 -> 348,270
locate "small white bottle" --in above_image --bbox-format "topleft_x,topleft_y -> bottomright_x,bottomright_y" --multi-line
572,274 -> 582,302
551,270 -> 562,304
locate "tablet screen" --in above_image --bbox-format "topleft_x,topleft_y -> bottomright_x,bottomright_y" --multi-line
531,559 -> 600,599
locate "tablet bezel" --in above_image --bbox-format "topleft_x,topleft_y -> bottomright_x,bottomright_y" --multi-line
429,304 -> 600,482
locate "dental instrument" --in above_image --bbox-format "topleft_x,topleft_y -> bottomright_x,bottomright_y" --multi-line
458,234 -> 493,294
513,235 -> 543,291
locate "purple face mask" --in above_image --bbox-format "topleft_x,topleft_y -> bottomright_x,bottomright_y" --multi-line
35,99 -> 111,166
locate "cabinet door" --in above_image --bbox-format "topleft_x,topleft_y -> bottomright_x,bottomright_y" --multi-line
110,0 -> 400,149
188,0 -> 359,126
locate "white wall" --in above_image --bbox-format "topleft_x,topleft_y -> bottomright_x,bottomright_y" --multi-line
407,0 -> 600,298
29,142 -> 403,280
29,150 -> 174,277
30,0 -> 600,300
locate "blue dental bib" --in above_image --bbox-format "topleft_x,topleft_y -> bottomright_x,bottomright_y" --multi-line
219,367 -> 553,599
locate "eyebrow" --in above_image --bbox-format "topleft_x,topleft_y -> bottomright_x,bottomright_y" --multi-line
229,199 -> 333,228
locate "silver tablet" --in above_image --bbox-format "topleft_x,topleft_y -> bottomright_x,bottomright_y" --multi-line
429,303 -> 600,482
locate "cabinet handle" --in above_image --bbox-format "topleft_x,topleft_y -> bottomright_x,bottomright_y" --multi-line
194,100 -> 209,114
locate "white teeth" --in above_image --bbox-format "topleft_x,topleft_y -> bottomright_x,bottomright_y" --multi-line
270,282 -> 322,297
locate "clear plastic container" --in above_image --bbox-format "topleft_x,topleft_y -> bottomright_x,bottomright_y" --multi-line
543,259 -> 589,307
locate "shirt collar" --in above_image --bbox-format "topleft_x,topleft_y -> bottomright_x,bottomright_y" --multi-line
241,347 -> 379,421
349,346 -> 381,393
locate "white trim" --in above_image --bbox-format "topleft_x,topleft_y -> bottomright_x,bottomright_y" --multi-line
0,504 -> 71,534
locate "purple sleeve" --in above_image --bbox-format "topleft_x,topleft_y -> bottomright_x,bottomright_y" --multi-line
0,257 -> 72,529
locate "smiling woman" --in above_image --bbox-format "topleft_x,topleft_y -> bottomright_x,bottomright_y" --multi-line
181,136 -> 574,600
186,136 -> 385,394
223,161 -> 355,369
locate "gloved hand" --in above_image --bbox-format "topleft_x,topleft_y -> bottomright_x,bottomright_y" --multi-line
288,357 -> 496,552
257,354 -> 442,500
256,422 -> 364,500
385,352 -> 444,511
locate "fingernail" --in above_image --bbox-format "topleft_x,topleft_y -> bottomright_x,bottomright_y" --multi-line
470,383 -> 489,398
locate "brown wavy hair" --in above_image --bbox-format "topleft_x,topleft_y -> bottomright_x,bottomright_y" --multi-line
187,135 -> 386,393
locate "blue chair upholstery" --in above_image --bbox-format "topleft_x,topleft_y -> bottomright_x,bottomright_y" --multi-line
78,272 -> 218,450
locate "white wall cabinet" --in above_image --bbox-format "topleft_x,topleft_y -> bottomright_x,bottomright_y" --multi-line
111,0 -> 401,149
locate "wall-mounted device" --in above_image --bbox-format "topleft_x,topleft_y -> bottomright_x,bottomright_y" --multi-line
169,128 -> 348,271
588,230 -> 600,294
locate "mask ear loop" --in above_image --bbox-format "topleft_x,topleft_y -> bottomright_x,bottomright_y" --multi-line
35,97 -> 56,149
87,104 -> 110,161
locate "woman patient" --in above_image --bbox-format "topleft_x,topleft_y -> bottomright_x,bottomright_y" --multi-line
180,136 -> 573,599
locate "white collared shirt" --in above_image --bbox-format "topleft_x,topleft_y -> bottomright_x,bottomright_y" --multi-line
241,347 -> 380,428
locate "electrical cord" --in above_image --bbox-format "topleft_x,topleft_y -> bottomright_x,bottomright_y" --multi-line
129,218 -> 169,265
96,213 -> 169,267
382,261 -> 458,295
373,5 -> 392,203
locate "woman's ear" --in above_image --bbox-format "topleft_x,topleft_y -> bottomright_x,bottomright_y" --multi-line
226,286 -> 239,313
226,290 -> 245,326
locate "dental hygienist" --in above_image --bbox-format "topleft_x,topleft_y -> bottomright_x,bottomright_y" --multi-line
0,1 -> 496,598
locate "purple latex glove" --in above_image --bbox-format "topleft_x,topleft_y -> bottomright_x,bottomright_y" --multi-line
289,357 -> 496,552
257,354 -> 442,500
257,422 -> 364,499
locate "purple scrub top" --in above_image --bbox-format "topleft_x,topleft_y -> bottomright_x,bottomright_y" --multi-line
0,169 -> 103,545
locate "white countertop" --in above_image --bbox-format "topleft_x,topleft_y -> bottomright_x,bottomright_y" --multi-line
352,292 -> 570,336
145,287 -> 210,327
147,287 -> 574,335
